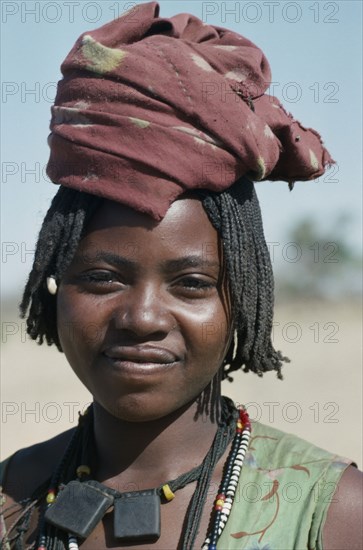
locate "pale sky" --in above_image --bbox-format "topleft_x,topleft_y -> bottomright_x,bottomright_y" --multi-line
1,0 -> 362,296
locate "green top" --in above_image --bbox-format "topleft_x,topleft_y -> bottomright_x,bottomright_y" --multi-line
217,421 -> 353,550
0,423 -> 353,550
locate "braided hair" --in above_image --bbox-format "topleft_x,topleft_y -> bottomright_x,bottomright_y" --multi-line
19,176 -> 288,379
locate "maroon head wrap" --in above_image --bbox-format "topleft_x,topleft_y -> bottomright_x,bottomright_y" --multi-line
47,1 -> 334,220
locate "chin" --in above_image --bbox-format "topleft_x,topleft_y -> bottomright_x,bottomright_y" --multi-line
95,393 -> 188,423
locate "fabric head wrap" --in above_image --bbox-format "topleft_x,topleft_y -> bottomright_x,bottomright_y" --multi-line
47,1 -> 334,220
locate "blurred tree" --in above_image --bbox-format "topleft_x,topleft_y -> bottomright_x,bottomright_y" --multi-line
275,214 -> 362,300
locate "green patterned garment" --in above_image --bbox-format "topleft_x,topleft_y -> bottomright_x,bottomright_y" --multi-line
217,421 -> 352,550
0,422 -> 352,550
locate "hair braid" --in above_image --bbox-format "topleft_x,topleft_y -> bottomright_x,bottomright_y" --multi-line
200,178 -> 288,379
19,187 -> 102,350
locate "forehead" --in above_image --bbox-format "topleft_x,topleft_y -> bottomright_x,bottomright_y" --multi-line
80,196 -> 221,264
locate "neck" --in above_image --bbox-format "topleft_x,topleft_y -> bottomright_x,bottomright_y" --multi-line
92,390 -> 222,490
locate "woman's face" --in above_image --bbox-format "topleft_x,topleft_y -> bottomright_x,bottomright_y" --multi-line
57,197 -> 232,421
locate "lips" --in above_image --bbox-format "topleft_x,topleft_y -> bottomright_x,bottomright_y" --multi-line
103,345 -> 179,364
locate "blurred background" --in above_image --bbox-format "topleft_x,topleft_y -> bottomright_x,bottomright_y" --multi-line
1,1 -> 362,466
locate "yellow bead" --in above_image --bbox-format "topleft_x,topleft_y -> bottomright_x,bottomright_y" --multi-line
76,465 -> 91,478
216,499 -> 225,507
46,492 -> 55,504
162,484 -> 175,502
237,422 -> 243,429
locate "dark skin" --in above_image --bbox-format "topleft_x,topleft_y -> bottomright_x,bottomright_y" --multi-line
2,198 -> 362,549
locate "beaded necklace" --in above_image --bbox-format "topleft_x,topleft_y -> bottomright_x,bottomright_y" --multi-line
34,398 -> 251,550
202,407 -> 251,549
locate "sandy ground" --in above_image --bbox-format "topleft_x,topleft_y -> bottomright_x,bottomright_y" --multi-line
1,300 -> 362,468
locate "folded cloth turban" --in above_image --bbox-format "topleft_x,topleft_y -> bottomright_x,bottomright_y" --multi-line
47,1 -> 334,220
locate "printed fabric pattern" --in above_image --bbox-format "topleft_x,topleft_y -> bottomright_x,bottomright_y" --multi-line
217,421 -> 352,550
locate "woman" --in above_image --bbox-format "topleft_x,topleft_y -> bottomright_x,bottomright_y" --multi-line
1,2 -> 362,549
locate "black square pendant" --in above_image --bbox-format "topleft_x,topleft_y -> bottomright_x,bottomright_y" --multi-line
113,489 -> 161,542
45,480 -> 114,538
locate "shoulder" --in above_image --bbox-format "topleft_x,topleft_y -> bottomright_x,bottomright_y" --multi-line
248,421 -> 355,495
249,420 -> 353,467
1,428 -> 75,503
323,465 -> 363,549
1,431 -> 75,547
247,421 -> 362,547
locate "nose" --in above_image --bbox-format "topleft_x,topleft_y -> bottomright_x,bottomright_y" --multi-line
112,283 -> 175,339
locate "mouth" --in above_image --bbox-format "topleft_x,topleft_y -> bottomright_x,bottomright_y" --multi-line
102,345 -> 180,375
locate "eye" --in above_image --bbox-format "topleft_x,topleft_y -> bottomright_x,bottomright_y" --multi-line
174,276 -> 216,296
76,270 -> 124,292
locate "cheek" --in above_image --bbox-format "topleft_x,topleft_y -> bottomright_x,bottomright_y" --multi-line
57,287 -> 107,361
169,306 -> 230,408
180,301 -> 231,368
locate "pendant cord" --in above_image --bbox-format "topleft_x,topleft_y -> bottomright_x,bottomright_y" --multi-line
76,398 -> 238,548
180,397 -> 238,549
3,399 -> 239,550
76,400 -> 238,502
33,411 -> 93,550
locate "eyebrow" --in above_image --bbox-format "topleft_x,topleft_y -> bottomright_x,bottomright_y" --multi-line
79,252 -> 220,273
160,256 -> 220,273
